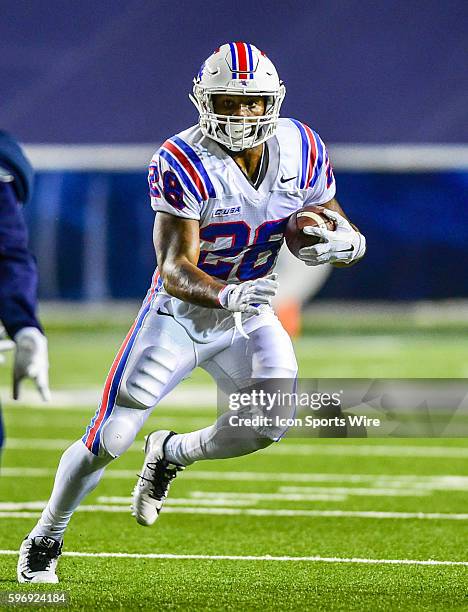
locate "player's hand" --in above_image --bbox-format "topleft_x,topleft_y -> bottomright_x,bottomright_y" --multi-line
218,273 -> 279,315
298,209 -> 366,266
13,327 -> 51,401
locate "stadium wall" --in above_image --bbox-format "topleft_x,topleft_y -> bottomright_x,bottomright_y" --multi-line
1,0 -> 467,144
23,145 -> 468,302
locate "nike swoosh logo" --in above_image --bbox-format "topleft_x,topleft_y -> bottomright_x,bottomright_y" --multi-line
280,175 -> 297,184
157,308 -> 173,317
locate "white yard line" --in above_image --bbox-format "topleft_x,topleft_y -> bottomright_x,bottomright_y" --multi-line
192,488 -> 427,499
1,547 -> 467,566
0,387 -> 216,409
3,467 -> 468,488
5,438 -> 468,459
271,444 -> 468,458
97,493 -> 346,504
0,498 -> 254,511
5,439 -> 79,450
1,505 -> 467,520
2,468 -> 62,477
279,486 -> 432,495
0,512 -> 42,518
103,488 -> 419,502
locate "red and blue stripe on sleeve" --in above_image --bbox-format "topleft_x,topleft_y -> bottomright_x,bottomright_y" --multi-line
290,119 -> 325,190
159,137 -> 216,204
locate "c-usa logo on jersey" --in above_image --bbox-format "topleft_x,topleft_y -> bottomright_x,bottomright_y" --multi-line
212,206 -> 242,217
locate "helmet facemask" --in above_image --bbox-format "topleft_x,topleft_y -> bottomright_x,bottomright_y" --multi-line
192,87 -> 285,152
190,43 -> 286,152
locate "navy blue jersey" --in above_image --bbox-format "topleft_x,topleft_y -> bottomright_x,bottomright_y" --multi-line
0,180 -> 42,338
0,131 -> 34,204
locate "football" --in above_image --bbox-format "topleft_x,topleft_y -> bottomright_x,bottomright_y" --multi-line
284,205 -> 336,258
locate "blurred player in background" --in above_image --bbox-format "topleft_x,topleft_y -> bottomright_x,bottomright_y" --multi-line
18,43 -> 365,583
0,131 -> 50,461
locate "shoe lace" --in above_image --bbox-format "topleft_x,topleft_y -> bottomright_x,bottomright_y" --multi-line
138,461 -> 184,501
25,542 -> 61,572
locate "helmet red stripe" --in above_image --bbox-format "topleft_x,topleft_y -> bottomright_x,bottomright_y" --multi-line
235,41 -> 248,79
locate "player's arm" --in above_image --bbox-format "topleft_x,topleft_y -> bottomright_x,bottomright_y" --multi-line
296,129 -> 366,268
322,198 -> 356,229
154,212 -> 278,313
154,212 -> 223,307
0,134 -> 50,401
0,194 -> 43,338
0,153 -> 42,339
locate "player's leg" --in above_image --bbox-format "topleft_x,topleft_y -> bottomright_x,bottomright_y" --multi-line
164,313 -> 298,465
19,300 -> 196,582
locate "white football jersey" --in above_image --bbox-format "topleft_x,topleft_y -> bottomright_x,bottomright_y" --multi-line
147,118 -> 336,342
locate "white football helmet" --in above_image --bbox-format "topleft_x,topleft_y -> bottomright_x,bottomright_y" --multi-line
191,42 -> 286,152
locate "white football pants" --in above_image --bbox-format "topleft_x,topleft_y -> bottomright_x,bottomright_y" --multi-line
30,294 -> 297,541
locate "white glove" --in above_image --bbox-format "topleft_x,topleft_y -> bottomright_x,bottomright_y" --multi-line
298,209 -> 366,266
218,273 -> 279,315
13,327 -> 50,401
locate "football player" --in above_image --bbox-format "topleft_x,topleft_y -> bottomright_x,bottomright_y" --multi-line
0,131 -> 50,461
18,42 -> 365,583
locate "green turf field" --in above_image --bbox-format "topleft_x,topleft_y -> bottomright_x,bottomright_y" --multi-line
1,314 -> 467,610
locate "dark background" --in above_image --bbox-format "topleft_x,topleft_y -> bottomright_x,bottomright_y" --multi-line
2,1 -> 467,300
1,0 -> 467,144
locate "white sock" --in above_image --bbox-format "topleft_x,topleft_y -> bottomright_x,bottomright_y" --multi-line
164,415 -> 273,466
29,440 -> 112,542
164,428 -> 210,465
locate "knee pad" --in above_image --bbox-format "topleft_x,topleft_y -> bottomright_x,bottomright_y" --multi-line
99,415 -> 139,458
117,346 -> 178,410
